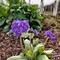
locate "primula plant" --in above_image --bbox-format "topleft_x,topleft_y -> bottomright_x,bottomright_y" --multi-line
11,20 -> 30,36
7,20 -> 56,60
44,30 -> 56,41
0,0 -> 45,32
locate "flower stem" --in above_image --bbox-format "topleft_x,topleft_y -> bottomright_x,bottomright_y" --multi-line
20,37 -> 24,52
44,37 -> 49,45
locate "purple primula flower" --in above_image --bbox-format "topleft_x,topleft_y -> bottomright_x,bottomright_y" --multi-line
11,20 -> 30,36
53,52 -> 57,56
51,36 -> 56,41
11,20 -> 21,33
44,30 -> 56,41
33,29 -> 39,34
20,20 -> 30,32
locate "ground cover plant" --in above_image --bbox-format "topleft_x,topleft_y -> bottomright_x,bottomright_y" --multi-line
6,20 -> 56,60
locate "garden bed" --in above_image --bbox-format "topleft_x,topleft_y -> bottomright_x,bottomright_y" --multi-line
0,19 -> 60,60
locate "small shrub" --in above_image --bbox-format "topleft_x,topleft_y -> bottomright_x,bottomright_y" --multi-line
0,0 -> 45,32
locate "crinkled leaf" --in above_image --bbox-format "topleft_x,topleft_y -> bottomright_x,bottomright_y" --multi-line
7,53 -> 27,60
42,50 -> 54,56
24,39 -> 30,51
7,56 -> 27,60
26,50 -> 32,58
22,33 -> 34,39
24,39 -> 33,52
33,43 -> 44,58
33,43 -> 44,54
38,55 -> 49,60
21,33 -> 31,38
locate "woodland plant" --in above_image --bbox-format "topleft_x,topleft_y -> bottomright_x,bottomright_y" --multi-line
0,0 -> 45,32
7,20 -> 56,60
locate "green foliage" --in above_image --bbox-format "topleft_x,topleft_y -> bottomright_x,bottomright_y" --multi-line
42,50 -> 53,56
0,0 -> 45,32
7,39 -> 53,60
7,53 -> 28,60
20,4 -> 45,30
0,18 -> 6,26
3,25 -> 10,32
0,4 -> 8,17
37,55 -> 49,60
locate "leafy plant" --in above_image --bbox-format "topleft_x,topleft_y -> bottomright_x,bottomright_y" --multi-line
0,0 -> 45,32
19,4 -> 46,30
7,20 -> 55,60
0,0 -> 26,32
7,39 -> 53,60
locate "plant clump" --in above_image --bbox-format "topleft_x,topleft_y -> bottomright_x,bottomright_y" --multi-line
7,20 -> 56,60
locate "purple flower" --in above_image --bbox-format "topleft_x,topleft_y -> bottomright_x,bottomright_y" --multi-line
20,20 -> 30,32
51,36 -> 56,41
11,20 -> 30,36
53,52 -> 57,56
11,20 -> 21,33
44,30 -> 56,41
33,29 -> 39,34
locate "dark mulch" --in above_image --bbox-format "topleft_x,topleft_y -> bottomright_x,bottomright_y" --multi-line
0,28 -> 22,60
0,20 -> 60,60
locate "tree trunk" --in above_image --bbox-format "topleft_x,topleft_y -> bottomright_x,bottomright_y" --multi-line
53,0 -> 59,16
40,0 -> 44,13
23,0 -> 25,2
0,0 -> 3,3
29,0 -> 31,4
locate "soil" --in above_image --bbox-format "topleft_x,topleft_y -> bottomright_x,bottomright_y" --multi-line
0,18 -> 60,60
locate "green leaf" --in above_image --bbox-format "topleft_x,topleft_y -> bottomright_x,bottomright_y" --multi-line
42,50 -> 54,56
24,39 -> 33,52
21,33 -> 34,38
32,20 -> 42,27
33,43 -> 44,54
0,4 -> 8,17
38,55 -> 49,60
6,0 -> 21,6
23,39 -> 30,51
32,25 -> 40,30
26,50 -> 32,58
15,13 -> 27,20
0,18 -> 6,26
6,15 -> 13,23
7,53 -> 28,60
7,55 -> 27,60
33,43 -> 44,58
33,38 -> 39,45
10,9 -> 15,12
32,4 -> 38,10
22,33 -> 30,38
3,25 -> 10,32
